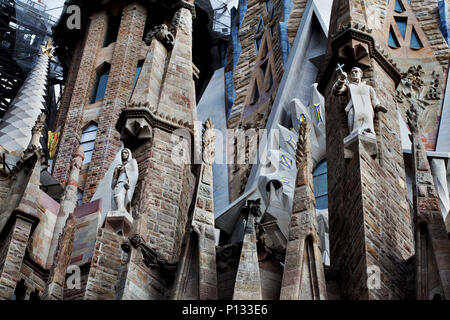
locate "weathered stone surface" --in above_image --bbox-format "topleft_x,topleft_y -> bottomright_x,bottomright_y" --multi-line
280,121 -> 327,300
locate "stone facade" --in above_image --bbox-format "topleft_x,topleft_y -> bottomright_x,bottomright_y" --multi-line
0,0 -> 449,302
226,0 -> 311,202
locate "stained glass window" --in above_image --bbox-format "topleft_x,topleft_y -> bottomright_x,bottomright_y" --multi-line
313,161 -> 328,210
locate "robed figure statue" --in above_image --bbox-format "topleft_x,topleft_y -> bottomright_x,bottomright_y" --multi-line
111,148 -> 138,214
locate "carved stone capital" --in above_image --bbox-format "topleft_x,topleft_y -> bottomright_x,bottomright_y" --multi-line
116,106 -> 194,149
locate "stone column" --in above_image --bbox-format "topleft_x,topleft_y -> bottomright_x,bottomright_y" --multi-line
43,146 -> 84,300
179,119 -> 217,299
48,145 -> 84,264
233,200 -> 262,300
280,121 -> 327,300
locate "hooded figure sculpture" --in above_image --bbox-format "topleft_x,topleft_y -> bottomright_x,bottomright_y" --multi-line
111,148 -> 138,214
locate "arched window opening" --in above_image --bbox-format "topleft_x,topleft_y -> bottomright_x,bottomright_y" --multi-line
80,123 -> 98,164
90,64 -> 110,103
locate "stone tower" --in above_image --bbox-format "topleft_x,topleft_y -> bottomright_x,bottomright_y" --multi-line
319,0 -> 449,299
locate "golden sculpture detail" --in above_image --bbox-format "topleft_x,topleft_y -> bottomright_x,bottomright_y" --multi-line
40,40 -> 54,58
48,131 -> 60,159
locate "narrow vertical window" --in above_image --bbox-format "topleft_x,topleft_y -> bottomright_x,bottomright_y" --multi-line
251,84 -> 260,104
91,64 -> 110,103
80,123 -> 98,164
133,60 -> 144,88
410,27 -> 423,49
313,161 -> 328,210
395,17 -> 407,39
388,27 -> 400,48
77,189 -> 83,206
103,9 -> 122,47
394,0 -> 405,13
255,18 -> 264,51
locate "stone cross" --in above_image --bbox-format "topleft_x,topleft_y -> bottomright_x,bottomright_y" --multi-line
335,63 -> 345,75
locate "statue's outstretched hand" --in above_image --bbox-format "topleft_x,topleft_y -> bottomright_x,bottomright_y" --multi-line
375,105 -> 387,113
339,72 -> 348,81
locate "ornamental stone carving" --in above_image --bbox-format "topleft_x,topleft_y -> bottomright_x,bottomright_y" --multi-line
144,24 -> 174,49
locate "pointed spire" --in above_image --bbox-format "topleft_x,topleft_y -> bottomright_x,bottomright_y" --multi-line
0,41 -> 50,156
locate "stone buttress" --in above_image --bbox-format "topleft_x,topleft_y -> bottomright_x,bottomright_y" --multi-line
319,0 -> 415,300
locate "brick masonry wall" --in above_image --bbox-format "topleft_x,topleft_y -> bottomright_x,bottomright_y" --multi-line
132,128 -> 194,263
54,40 -> 83,132
324,59 -> 415,299
83,228 -> 122,300
0,218 -> 33,299
52,11 -> 108,188
120,247 -> 168,299
83,3 -> 147,202
410,0 -> 450,66
286,0 -> 308,46
43,214 -> 76,300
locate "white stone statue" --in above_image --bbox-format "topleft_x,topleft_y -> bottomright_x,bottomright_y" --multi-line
332,67 -> 387,137
111,148 -> 138,214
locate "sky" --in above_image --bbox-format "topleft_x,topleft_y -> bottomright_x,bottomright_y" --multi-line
35,0 -> 65,19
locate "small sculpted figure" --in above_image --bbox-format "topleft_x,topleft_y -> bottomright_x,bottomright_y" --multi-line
111,148 -> 138,214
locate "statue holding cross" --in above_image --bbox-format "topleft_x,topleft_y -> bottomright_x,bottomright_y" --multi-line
332,65 -> 387,138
